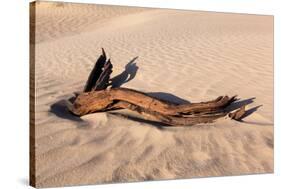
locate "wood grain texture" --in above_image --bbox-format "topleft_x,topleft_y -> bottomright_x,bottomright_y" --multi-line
68,49 -> 250,126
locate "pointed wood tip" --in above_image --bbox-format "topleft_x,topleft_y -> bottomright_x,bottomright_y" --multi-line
102,48 -> 106,59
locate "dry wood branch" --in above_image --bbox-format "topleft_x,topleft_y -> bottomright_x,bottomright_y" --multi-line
67,48 -> 256,126
110,101 -> 228,126
69,88 -> 235,116
83,48 -> 112,92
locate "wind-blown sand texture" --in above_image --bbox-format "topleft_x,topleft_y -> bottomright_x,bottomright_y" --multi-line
32,2 -> 274,187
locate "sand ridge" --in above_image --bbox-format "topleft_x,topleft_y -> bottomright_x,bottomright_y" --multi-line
33,2 -> 273,187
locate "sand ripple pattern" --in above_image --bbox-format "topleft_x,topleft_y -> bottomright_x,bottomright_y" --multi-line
33,2 -> 273,187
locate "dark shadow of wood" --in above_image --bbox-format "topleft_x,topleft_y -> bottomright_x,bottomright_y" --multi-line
239,105 -> 263,121
50,99 -> 83,122
225,97 -> 256,112
147,92 -> 190,105
111,57 -> 138,88
223,97 -> 263,121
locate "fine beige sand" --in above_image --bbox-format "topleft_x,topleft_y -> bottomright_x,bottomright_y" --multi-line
33,2 -> 274,188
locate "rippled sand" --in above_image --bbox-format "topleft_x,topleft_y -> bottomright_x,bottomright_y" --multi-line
32,2 -> 273,187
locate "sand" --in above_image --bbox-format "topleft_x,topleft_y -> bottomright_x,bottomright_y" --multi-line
32,2 -> 274,187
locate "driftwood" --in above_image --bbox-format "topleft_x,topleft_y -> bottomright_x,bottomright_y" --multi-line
67,48 -> 254,126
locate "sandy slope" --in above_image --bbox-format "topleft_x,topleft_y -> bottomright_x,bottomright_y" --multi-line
33,2 -> 273,187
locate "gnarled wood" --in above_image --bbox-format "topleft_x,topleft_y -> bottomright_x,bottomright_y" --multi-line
69,87 -> 236,116
110,101 -> 228,126
67,48 -> 255,126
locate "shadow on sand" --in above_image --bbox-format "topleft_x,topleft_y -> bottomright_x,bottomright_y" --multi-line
225,97 -> 262,122
147,92 -> 190,105
50,99 -> 83,122
111,57 -> 139,88
49,59 -> 261,127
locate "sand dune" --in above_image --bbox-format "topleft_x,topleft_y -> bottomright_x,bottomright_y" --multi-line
33,2 -> 273,187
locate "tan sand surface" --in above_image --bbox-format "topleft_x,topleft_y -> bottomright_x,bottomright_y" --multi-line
33,2 -> 273,187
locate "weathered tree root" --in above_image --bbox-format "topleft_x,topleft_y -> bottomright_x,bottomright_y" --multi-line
67,48 -> 255,126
